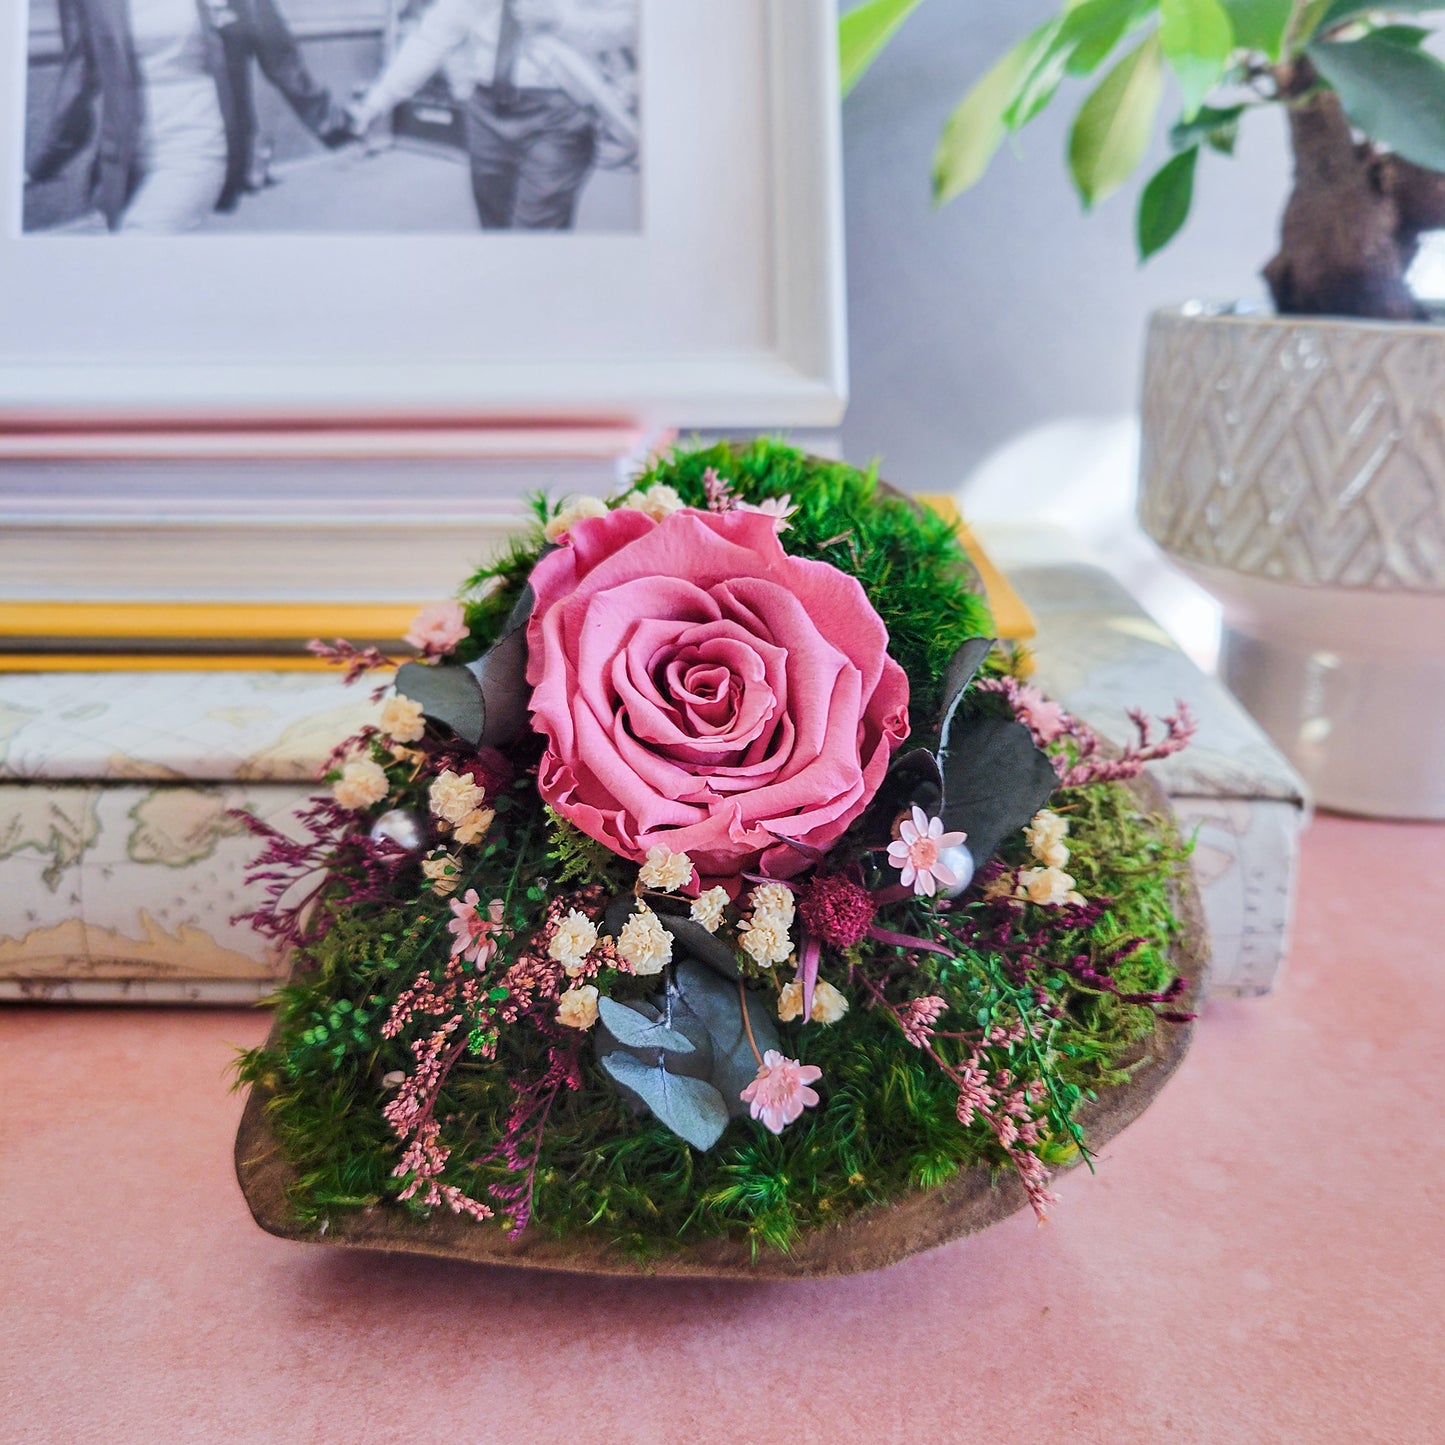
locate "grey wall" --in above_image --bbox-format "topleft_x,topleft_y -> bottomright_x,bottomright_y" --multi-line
840,0 -> 1293,490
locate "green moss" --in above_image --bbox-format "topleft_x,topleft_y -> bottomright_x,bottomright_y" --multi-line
236,775 -> 1190,1255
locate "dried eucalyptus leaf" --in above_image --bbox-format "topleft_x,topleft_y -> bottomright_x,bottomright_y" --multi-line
940,714 -> 1058,865
938,635 -> 997,752
596,995 -> 695,1056
603,892 -> 639,940
856,748 -> 945,845
394,660 -> 485,746
475,626 -> 530,748
656,913 -> 741,981
598,1053 -> 730,1152
502,580 -> 538,636
675,959 -> 779,1119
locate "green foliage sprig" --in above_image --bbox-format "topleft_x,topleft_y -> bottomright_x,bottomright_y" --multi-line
841,0 -> 1445,259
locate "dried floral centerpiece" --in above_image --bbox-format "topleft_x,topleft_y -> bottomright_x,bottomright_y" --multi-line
234,440 -> 1202,1276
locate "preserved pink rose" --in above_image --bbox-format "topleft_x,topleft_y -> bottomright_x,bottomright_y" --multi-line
525,508 -> 909,879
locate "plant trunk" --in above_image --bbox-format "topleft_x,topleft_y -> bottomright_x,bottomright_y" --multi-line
1264,89 -> 1445,320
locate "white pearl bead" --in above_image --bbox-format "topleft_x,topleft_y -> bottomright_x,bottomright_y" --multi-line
370,808 -> 427,853
937,843 -> 975,898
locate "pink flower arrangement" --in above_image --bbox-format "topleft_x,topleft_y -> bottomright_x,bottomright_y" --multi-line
524,507 -> 910,879
405,600 -> 469,656
740,1050 -> 823,1134
887,806 -> 968,897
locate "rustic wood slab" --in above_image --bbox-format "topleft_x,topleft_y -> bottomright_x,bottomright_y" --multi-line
236,774 -> 1208,1279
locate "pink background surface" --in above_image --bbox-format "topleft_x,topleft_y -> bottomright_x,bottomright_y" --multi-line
2,814 -> 1442,1444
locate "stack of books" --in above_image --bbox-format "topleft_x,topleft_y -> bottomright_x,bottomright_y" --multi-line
0,421 -> 658,668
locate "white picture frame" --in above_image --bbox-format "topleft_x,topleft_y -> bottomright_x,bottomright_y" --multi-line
0,0 -> 845,428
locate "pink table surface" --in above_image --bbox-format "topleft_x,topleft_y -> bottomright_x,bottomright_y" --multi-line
2,814 -> 1443,1445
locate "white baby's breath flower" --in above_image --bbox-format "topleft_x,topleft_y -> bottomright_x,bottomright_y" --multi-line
690,885 -> 729,933
810,979 -> 849,1025
738,914 -> 793,967
556,985 -> 600,1030
379,695 -> 426,744
543,494 -> 610,542
616,907 -> 672,976
428,769 -> 485,827
622,483 -> 684,521
639,845 -> 693,893
1016,865 -> 1085,908
549,909 -> 599,976
333,757 -> 389,811
749,882 -> 796,930
1024,810 -> 1070,870
421,851 -> 461,896
452,806 -> 496,847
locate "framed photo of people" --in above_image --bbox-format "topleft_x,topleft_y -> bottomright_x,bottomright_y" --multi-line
0,0 -> 844,425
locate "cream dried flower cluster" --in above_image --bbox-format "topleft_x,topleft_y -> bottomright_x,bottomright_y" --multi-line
428,769 -> 496,848
639,845 -> 694,893
777,978 -> 849,1026
544,484 -> 684,544
548,909 -> 600,977
738,882 -> 796,967
379,696 -> 426,745
1014,810 -> 1084,908
421,850 -> 462,897
333,756 -> 389,811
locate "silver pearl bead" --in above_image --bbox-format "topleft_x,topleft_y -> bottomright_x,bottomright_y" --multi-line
937,843 -> 975,898
370,807 -> 428,853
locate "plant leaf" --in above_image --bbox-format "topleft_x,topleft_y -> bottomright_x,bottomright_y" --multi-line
1001,18 -> 1072,131
394,660 -> 484,745
655,911 -> 742,981
674,959 -> 780,1120
933,29 -> 1048,204
1318,0 -> 1443,36
1366,24 -> 1431,47
839,0 -> 929,98
1068,34 -> 1166,208
595,995 -> 696,1056
1306,35 -> 1445,172
1221,0 -> 1293,59
473,626 -> 530,748
598,1053 -> 730,1152
1159,0 -> 1236,121
1063,0 -> 1147,78
1168,101 -> 1245,153
1137,145 -> 1198,259
938,636 -> 997,747
856,747 -> 945,845
940,715 -> 1059,865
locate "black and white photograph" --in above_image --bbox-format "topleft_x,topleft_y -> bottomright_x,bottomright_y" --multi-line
21,0 -> 642,235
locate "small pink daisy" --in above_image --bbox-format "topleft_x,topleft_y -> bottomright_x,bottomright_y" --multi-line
447,889 -> 505,964
887,806 -> 967,897
740,1050 -> 823,1134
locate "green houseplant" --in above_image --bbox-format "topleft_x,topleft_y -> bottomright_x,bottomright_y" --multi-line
841,0 -> 1445,318
840,0 -> 1445,818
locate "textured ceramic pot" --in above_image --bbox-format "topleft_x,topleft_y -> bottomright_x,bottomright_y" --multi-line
1139,305 -> 1445,820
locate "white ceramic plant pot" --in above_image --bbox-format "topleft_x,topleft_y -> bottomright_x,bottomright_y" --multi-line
1138,305 -> 1445,820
